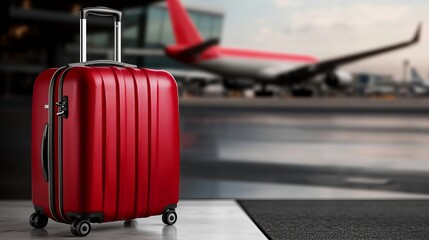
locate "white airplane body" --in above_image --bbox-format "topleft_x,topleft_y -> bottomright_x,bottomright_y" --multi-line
164,0 -> 421,96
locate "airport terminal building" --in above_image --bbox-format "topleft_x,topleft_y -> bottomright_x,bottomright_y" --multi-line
1,1 -> 224,96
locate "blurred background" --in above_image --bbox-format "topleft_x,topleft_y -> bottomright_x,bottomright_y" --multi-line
1,0 -> 429,200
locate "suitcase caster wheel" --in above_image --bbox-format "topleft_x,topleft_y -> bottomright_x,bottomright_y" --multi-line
162,210 -> 177,225
29,212 -> 48,229
70,220 -> 91,237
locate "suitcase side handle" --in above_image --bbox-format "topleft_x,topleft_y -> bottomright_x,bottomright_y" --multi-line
79,6 -> 122,63
41,123 -> 49,182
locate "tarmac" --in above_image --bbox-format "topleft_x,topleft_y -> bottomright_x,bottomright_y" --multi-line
0,200 -> 265,239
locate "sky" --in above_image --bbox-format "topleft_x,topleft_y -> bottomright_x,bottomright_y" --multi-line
182,0 -> 429,80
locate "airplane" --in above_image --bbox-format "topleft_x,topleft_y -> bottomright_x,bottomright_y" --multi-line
164,0 -> 422,97
362,74 -> 398,97
410,67 -> 429,96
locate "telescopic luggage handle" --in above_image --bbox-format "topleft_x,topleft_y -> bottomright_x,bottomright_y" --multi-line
79,7 -> 122,62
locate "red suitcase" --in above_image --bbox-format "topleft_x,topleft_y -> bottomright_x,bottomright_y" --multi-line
29,7 -> 180,237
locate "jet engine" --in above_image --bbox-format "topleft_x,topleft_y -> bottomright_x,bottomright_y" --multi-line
223,78 -> 255,91
325,70 -> 353,89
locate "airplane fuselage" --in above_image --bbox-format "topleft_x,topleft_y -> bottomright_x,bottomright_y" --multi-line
193,57 -> 305,81
166,46 -> 319,82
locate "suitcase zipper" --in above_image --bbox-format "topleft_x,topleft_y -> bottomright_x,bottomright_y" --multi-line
47,66 -> 74,223
56,68 -> 72,223
47,66 -> 67,223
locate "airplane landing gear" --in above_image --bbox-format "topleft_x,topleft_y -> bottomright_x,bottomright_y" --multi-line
291,88 -> 313,97
255,84 -> 274,97
255,90 -> 274,97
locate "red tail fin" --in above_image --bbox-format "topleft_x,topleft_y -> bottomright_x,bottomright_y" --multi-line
167,0 -> 203,46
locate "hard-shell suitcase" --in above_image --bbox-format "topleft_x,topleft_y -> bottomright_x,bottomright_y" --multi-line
30,7 -> 180,237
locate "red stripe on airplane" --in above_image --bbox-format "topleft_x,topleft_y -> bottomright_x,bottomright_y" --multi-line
217,47 -> 318,63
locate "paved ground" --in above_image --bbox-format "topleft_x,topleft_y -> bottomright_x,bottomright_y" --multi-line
0,200 -> 266,239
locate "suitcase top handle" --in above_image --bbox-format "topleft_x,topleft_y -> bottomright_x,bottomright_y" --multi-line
79,7 -> 122,21
79,7 -> 122,63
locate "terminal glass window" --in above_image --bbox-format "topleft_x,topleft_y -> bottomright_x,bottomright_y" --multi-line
160,11 -> 175,45
145,5 -> 224,47
145,7 -> 166,46
123,8 -> 144,48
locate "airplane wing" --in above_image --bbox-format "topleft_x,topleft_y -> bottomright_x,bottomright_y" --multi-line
175,38 -> 220,58
274,24 -> 421,84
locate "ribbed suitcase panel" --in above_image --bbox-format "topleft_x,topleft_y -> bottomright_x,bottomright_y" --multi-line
99,67 -> 120,221
84,67 -> 142,221
62,68 -> 105,216
117,67 -> 137,220
146,70 -> 180,216
129,68 -> 150,219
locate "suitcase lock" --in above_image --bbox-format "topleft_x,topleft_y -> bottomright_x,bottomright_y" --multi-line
56,96 -> 68,118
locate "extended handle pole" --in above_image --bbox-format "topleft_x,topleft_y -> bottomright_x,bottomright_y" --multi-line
79,18 -> 87,62
114,20 -> 121,62
79,7 -> 122,62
